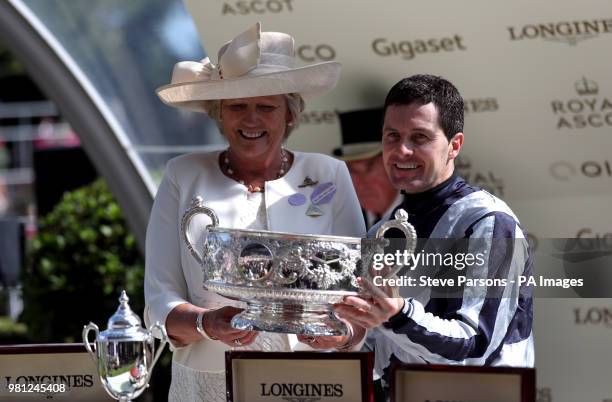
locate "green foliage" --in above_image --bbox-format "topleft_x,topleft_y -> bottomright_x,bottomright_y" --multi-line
20,179 -> 144,343
0,316 -> 28,343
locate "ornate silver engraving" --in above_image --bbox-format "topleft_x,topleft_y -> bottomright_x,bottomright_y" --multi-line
182,197 -> 416,336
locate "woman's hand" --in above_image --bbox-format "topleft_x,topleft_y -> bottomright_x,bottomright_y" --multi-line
204,306 -> 259,347
333,277 -> 404,329
165,304 -> 258,347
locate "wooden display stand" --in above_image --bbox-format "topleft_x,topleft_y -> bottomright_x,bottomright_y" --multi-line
390,363 -> 535,402
0,343 -> 112,401
226,351 -> 374,402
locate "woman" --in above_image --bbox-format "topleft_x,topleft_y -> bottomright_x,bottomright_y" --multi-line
144,23 -> 366,401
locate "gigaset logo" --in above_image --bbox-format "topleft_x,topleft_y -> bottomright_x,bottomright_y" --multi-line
550,160 -> 612,181
371,35 -> 466,60
508,18 -> 612,45
297,44 -> 336,62
551,78 -> 612,129
575,228 -> 612,250
221,0 -> 294,15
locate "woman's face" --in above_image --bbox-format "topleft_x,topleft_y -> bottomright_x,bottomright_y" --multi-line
220,95 -> 290,160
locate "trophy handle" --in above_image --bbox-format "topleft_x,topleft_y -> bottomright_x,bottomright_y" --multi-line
374,209 -> 417,278
147,322 -> 168,382
82,322 -> 99,361
181,196 -> 219,265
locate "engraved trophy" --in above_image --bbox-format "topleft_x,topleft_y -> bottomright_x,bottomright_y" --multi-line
82,291 -> 168,401
182,196 -> 416,336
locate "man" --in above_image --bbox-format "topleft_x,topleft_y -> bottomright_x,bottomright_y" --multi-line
334,108 -> 401,229
335,75 -> 534,397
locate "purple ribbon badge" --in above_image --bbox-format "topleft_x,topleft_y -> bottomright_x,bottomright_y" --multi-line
310,182 -> 336,205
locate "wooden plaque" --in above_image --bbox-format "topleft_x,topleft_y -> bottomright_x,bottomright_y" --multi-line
0,343 -> 112,401
226,351 -> 374,402
391,363 -> 535,402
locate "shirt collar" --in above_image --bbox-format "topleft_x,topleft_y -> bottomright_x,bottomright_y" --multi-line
400,174 -> 463,214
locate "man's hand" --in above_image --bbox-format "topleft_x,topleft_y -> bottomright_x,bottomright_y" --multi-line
334,276 -> 404,329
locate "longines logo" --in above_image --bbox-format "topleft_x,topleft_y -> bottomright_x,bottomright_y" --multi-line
299,110 -> 338,125
551,77 -> 612,129
260,382 -> 343,400
550,160 -> 612,181
455,156 -> 505,197
4,374 -> 94,398
4,375 -> 94,388
297,44 -> 336,62
508,18 -> 612,45
574,307 -> 612,328
371,34 -> 466,60
222,0 -> 294,15
464,98 -> 499,114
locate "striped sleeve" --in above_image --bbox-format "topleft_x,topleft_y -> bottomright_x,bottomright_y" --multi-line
378,211 -> 533,366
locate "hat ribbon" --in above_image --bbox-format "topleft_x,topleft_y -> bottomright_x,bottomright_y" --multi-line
196,57 -> 220,81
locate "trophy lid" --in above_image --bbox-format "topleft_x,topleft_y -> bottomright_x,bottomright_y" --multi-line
100,290 -> 148,341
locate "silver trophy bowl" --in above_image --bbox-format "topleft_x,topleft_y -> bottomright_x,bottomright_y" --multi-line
182,196 -> 416,336
82,291 -> 167,401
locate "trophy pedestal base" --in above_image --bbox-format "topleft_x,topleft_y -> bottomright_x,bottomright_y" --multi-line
231,301 -> 348,336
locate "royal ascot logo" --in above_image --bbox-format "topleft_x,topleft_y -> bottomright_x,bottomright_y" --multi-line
574,307 -> 612,328
297,44 -> 336,62
464,98 -> 499,114
551,77 -> 612,130
455,156 -> 505,197
550,160 -> 612,181
508,18 -> 612,45
260,382 -> 343,400
221,0 -> 294,15
371,34 -> 467,60
299,110 -> 338,125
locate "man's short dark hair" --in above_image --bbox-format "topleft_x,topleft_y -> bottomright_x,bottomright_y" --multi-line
383,74 -> 464,140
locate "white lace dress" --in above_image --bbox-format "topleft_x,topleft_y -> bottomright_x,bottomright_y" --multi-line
168,191 -> 291,402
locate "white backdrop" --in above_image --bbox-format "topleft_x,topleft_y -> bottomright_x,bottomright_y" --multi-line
184,1 -> 612,400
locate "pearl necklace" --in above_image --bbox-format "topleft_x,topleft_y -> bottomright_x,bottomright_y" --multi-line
223,148 -> 289,193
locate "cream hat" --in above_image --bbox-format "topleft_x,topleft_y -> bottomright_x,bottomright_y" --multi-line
156,22 -> 341,112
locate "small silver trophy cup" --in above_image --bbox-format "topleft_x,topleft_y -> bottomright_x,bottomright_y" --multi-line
82,291 -> 168,401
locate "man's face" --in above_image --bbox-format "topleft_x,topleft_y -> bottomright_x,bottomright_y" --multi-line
347,154 -> 396,212
382,102 -> 463,193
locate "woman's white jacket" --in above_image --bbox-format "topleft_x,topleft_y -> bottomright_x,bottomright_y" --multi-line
144,150 -> 366,371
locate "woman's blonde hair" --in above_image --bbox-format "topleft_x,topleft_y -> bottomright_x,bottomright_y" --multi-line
202,93 -> 305,138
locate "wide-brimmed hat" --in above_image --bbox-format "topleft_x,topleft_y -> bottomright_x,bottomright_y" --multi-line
156,22 -> 341,112
333,108 -> 384,161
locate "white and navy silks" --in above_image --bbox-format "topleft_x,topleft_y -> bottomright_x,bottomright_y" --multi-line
366,175 -> 534,389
